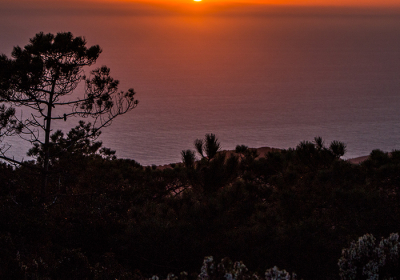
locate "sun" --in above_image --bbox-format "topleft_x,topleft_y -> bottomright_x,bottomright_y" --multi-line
193,0 -> 202,2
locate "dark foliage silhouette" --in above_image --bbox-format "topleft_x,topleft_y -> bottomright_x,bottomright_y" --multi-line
1,129 -> 400,279
0,32 -> 138,196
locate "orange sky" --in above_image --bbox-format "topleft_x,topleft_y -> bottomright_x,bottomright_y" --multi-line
4,0 -> 400,9
3,0 -> 400,16
113,0 -> 400,7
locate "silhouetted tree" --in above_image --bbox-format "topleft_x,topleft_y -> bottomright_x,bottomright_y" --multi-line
0,32 -> 138,196
235,144 -> 258,166
0,105 -> 23,154
194,133 -> 221,160
181,149 -> 196,169
27,120 -> 114,165
314,136 -> 324,150
329,140 -> 346,158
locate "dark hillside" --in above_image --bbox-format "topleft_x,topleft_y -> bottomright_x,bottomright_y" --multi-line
1,138 -> 399,279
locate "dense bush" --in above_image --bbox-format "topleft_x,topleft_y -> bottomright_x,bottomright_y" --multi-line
1,135 -> 400,279
338,233 -> 400,280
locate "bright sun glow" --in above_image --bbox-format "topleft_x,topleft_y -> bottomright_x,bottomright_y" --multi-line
193,0 -> 202,1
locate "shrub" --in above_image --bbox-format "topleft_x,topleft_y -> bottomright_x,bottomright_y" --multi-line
338,233 -> 400,280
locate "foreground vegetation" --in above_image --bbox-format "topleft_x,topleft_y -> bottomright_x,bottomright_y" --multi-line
4,32 -> 400,279
1,130 -> 400,279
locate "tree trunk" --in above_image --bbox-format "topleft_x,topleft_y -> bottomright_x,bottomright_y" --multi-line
41,80 -> 56,198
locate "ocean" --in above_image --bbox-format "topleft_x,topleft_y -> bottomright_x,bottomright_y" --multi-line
1,2 -> 400,165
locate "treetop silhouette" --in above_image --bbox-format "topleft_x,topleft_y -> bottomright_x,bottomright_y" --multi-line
0,32 -> 138,196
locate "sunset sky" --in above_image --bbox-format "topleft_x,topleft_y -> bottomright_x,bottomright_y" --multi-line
3,0 -> 400,7
56,0 -> 397,5
2,0 -> 399,19
128,0 -> 400,6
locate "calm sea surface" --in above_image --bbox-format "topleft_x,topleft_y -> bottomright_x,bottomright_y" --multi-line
1,3 -> 400,165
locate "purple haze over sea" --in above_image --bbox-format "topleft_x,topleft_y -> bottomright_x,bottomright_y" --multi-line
1,2 -> 400,165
